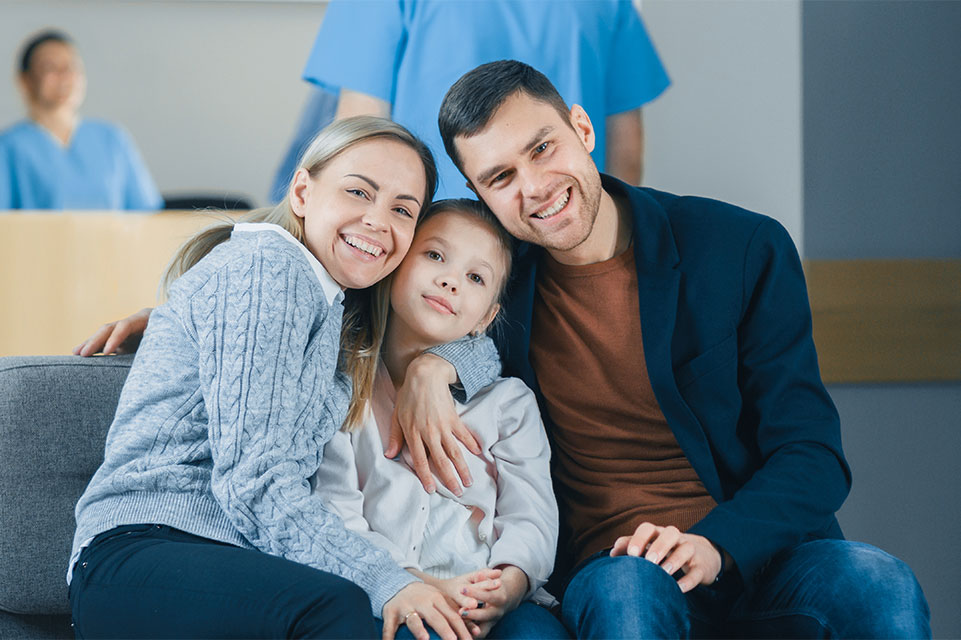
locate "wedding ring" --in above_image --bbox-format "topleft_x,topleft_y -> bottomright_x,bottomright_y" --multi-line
404,611 -> 419,623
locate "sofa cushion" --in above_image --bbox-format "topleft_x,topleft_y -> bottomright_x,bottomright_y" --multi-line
0,611 -> 73,639
0,355 -> 132,615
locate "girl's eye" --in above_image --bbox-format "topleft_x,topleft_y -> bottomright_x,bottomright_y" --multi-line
468,273 -> 485,285
393,206 -> 413,218
426,250 -> 443,261
347,188 -> 369,199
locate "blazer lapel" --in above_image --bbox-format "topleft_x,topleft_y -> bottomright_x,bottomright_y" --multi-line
502,243 -> 540,390
622,178 -> 724,501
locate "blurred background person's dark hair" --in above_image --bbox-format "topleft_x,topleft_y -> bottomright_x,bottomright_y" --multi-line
0,29 -> 162,210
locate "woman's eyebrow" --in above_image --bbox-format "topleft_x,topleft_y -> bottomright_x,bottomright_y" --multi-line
346,173 -> 421,206
345,173 -> 379,190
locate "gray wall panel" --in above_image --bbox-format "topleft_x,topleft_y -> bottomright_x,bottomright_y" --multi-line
804,0 -> 961,259
804,1 -> 961,635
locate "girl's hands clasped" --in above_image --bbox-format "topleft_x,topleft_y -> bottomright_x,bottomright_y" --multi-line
407,565 -> 527,639
452,566 -> 527,638
382,582 -> 474,640
431,567 -> 502,613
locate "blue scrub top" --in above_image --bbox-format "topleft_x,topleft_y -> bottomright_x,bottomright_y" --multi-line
302,0 -> 670,199
0,119 -> 162,210
269,86 -> 339,204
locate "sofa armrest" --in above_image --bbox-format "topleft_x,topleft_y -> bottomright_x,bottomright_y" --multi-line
0,355 -> 133,615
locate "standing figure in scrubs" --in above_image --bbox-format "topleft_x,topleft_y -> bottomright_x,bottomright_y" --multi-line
0,31 -> 162,210
278,0 -> 670,200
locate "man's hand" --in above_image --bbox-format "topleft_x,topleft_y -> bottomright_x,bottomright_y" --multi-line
382,582 -> 474,640
72,307 -> 153,356
610,523 -> 726,593
386,353 -> 482,495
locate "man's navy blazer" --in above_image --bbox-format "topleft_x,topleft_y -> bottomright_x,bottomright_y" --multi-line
499,174 -> 852,591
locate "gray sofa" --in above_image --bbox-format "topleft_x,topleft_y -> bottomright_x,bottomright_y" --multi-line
0,355 -> 134,639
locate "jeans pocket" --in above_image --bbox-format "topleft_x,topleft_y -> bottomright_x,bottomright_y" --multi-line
77,524 -> 158,578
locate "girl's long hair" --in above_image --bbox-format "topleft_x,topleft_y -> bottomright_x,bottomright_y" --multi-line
340,198 -> 514,433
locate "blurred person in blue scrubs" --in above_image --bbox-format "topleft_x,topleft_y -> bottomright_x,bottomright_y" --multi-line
0,30 -> 162,210
268,85 -> 337,204
269,0 -> 669,202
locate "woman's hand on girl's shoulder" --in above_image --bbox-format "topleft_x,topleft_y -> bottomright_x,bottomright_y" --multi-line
72,307 -> 153,356
382,582 -> 475,640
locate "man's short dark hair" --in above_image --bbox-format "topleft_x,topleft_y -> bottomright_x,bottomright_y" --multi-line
438,60 -> 571,176
19,30 -> 73,74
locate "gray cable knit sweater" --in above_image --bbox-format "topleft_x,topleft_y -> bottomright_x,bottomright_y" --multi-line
70,225 -> 430,614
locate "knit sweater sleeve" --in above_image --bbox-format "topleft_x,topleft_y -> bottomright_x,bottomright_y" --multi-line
185,238 -> 416,615
425,334 -> 501,402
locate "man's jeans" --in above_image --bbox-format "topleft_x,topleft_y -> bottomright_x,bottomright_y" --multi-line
561,539 -> 930,638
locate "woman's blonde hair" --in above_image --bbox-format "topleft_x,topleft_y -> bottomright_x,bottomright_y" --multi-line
158,116 -> 436,436
340,280 -> 393,432
159,116 -> 437,298
340,198 -> 515,433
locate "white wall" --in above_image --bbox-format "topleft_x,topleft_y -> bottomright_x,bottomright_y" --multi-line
642,0 -> 804,254
2,0 -> 803,237
0,0 -> 326,208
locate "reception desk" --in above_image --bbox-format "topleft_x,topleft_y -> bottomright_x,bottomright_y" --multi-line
1,211 -> 958,382
0,211 -> 241,358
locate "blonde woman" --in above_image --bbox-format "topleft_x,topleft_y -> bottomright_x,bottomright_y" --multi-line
67,117 -> 479,639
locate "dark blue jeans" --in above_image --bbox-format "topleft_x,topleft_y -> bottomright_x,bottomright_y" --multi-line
69,524 -> 377,639
561,539 -> 930,638
377,601 -> 571,639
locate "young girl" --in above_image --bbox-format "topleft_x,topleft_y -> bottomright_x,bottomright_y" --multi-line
67,117 -> 478,639
316,199 -> 569,640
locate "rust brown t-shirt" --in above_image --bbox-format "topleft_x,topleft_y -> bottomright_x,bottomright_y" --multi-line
530,247 -> 716,567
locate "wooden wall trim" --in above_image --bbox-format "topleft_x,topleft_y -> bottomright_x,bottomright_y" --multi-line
2,215 -> 958,383
804,259 -> 961,383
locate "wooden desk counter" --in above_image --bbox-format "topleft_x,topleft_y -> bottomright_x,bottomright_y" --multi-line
1,210 -> 241,357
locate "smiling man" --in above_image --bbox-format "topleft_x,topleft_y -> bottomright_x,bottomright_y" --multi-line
396,60 -> 931,638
